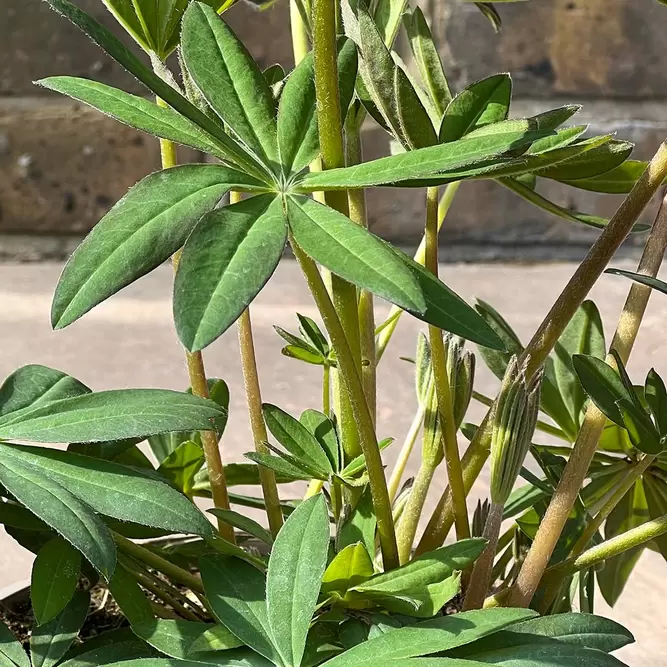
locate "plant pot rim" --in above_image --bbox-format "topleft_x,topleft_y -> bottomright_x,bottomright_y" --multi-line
0,580 -> 30,609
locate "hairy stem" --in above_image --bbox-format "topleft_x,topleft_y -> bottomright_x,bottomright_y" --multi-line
238,309 -> 285,537
510,184 -> 667,608
419,143 -> 667,557
289,0 -> 310,65
376,181 -> 461,361
388,402 -> 426,501
542,513 -> 667,585
313,0 -> 362,461
425,186 -> 470,542
291,234 -> 399,570
463,502 -> 503,610
397,462 -> 436,563
154,90 -> 233,541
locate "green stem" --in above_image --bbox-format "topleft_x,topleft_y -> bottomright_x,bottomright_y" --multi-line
419,143 -> 667,559
290,233 -> 399,570
388,402 -> 426,501
154,88 -> 233,542
509,180 -> 667,608
542,513 -> 667,584
425,185 -> 470,542
376,181 -> 461,362
463,502 -> 503,610
238,308 -> 285,538
312,0 -> 361,462
113,533 -> 205,594
289,0 -> 310,65
323,365 -> 331,416
396,462 -> 436,564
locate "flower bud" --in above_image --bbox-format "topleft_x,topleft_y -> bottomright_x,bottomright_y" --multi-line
442,334 -> 475,431
472,499 -> 491,538
489,356 -> 543,505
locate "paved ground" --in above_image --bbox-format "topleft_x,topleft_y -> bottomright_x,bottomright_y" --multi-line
2,259 -> 667,664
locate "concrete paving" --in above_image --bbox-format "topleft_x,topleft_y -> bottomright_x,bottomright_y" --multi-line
2,259 -> 667,663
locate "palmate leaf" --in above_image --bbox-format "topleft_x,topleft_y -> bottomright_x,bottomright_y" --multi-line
45,0 -> 268,177
262,404 -> 333,477
0,365 -> 90,417
52,165 -> 261,329
38,77 -> 239,163
267,495 -> 330,667
181,3 -> 278,167
286,196 -> 426,313
0,389 -> 224,443
174,195 -> 286,352
0,442 -> 214,536
0,459 -> 116,578
296,120 -> 552,190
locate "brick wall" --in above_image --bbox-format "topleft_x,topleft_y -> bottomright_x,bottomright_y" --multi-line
1,0 -> 666,259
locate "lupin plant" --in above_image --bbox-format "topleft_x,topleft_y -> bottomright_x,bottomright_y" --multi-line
3,0 -> 667,664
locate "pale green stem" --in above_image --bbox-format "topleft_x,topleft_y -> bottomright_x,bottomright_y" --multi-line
289,0 -> 310,64
323,364 -> 331,417
388,402 -> 426,501
376,181 -> 461,362
397,463 -> 436,564
290,233 -> 400,570
113,533 -> 205,594
419,144 -> 667,559
425,185 -> 470,542
541,513 -> 667,584
312,0 -> 361,462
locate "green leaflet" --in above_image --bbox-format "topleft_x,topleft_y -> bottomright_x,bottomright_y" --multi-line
300,409 -> 340,473
200,555 -> 279,663
287,196 -> 425,313
108,564 -> 155,627
403,8 -> 451,117
439,74 -> 512,143
208,509 -> 274,545
319,608 -> 537,667
174,194 -> 286,352
157,440 -> 205,495
45,0 -> 267,177
0,457 -> 116,578
551,300 -> 605,429
38,77 -> 238,163
31,538 -> 81,625
537,140 -> 634,181
181,3 -> 278,167
389,248 -> 505,350
133,619 -> 243,660
278,40 -> 358,175
0,389 -> 224,443
322,543 -> 375,596
0,442 -> 214,536
267,495 -> 330,667
394,65 -> 438,149
52,165 -> 258,329
245,451 -> 319,482
605,267 -> 667,296
499,177 -> 611,230
0,621 -> 31,667
31,591 -> 90,667
0,365 -> 90,417
98,658 -> 271,667
296,121 -> 550,189
560,160 -> 648,194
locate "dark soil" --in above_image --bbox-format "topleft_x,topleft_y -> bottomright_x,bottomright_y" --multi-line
0,583 -> 128,648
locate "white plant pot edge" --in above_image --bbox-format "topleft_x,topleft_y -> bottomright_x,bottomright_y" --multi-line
0,579 -> 30,603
